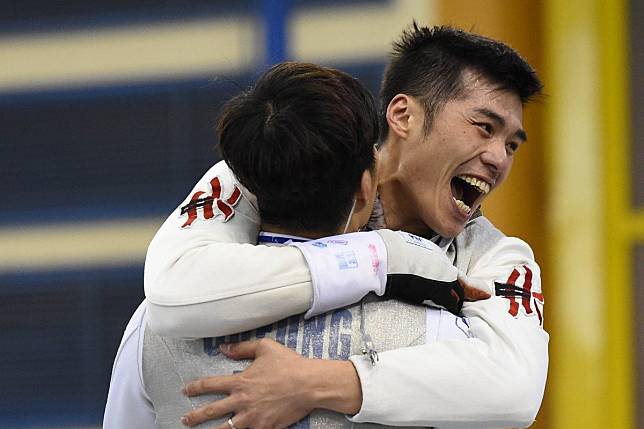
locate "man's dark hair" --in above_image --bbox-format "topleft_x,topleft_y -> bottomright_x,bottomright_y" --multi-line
218,61 -> 379,234
380,23 -> 543,136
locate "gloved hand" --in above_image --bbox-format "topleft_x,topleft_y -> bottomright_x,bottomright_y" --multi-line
291,229 -> 490,318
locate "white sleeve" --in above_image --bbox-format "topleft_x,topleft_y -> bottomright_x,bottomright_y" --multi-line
347,237 -> 548,429
144,161 -> 314,339
103,302 -> 158,429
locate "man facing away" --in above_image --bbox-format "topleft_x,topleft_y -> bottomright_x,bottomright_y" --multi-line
105,61 -> 474,428
144,24 -> 548,429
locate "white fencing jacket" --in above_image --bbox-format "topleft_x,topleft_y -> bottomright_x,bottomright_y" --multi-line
143,161 -> 549,428
104,236 -> 476,429
143,233 -> 477,429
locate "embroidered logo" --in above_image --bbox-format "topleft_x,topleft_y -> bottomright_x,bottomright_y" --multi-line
180,176 -> 242,228
495,265 -> 544,325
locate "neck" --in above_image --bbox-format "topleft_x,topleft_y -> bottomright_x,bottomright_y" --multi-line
377,140 -> 436,238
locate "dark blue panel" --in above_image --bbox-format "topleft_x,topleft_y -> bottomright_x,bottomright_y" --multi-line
0,0 -> 258,35
0,266 -> 145,427
2,63 -> 385,227
1,76 -> 251,225
0,0 -> 388,36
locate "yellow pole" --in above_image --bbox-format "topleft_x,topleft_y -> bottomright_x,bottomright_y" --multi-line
545,0 -> 635,427
543,0 -> 607,427
600,0 -> 635,427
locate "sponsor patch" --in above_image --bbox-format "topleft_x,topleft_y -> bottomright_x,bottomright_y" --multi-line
327,239 -> 348,246
368,243 -> 380,276
335,251 -> 358,270
399,231 -> 436,251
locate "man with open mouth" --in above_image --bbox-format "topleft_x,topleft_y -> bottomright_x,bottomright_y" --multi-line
142,24 -> 548,428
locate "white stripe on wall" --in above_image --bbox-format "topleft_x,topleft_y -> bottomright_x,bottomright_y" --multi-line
0,218 -> 164,272
0,17 -> 258,93
0,0 -> 434,93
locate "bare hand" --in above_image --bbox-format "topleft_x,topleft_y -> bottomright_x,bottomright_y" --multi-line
180,339 -> 315,429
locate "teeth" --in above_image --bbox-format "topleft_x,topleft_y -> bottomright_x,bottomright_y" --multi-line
457,175 -> 491,194
453,198 -> 472,215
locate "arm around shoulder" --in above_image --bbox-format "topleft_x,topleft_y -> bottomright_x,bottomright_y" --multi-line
144,162 -> 314,338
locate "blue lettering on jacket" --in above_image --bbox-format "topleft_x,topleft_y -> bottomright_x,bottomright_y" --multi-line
275,318 -> 288,345
302,315 -> 325,358
287,315 -> 300,350
329,309 -> 352,360
201,310 -> 355,428
204,310 -> 353,360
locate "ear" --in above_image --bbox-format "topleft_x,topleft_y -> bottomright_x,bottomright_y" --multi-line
356,169 -> 375,207
386,94 -> 412,139
346,168 -> 378,232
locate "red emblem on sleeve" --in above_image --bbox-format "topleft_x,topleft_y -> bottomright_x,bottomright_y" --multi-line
494,265 -> 544,325
180,177 -> 242,228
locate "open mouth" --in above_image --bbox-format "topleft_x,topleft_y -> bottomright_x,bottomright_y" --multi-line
450,175 -> 491,216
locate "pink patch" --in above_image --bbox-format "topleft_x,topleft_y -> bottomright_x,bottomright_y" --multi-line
368,243 -> 380,276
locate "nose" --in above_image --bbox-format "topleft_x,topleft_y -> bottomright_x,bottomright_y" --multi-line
480,139 -> 507,175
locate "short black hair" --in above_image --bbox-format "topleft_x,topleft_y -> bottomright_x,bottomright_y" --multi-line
218,62 -> 379,234
380,23 -> 543,136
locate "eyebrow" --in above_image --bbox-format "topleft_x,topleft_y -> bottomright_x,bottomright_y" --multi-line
474,108 -> 528,142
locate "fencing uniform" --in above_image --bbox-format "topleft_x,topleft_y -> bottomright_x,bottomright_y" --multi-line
104,233 -> 473,428
139,161 -> 548,428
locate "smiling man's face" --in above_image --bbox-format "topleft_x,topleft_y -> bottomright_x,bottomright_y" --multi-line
397,74 -> 526,238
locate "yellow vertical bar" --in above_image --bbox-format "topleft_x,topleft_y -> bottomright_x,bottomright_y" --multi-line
601,0 -> 635,427
543,0 -> 605,427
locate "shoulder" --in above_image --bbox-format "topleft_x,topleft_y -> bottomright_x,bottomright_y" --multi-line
456,220 -> 544,326
184,160 -> 259,222
453,216 -> 538,274
452,215 -> 507,272
460,215 -> 506,245
145,160 -> 261,266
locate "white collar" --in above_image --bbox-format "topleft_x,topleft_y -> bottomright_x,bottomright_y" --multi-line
258,231 -> 309,245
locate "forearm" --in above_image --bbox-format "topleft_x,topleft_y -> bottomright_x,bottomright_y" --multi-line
146,242 -> 314,337
146,277 -> 311,338
348,238 -> 548,428
350,302 -> 547,428
144,162 -> 317,337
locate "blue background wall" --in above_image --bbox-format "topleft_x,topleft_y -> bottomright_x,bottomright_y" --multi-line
0,1 -> 415,427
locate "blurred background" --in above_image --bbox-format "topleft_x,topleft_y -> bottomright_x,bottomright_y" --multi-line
0,0 -> 641,428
